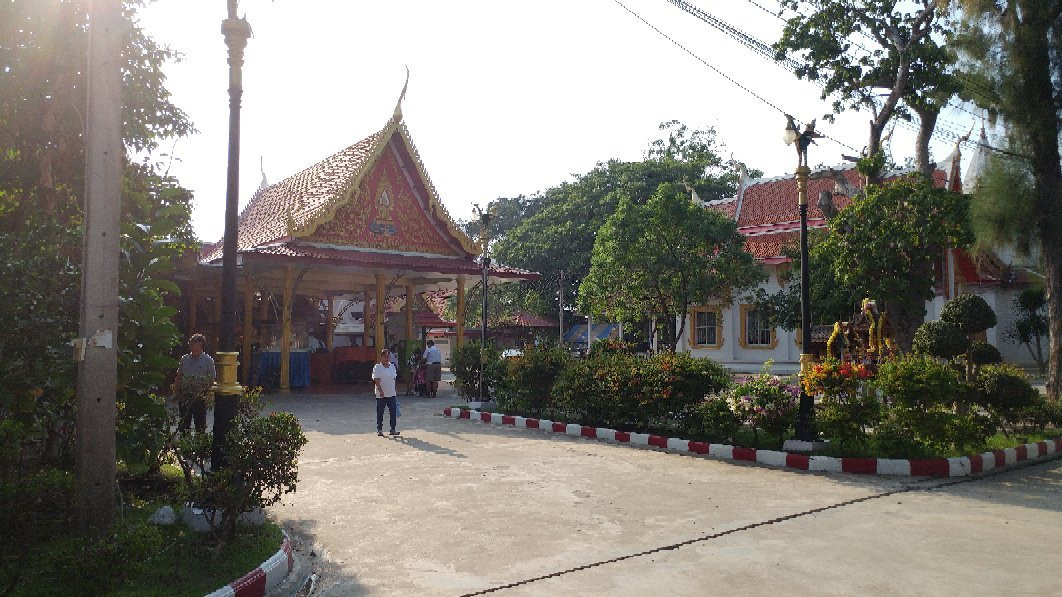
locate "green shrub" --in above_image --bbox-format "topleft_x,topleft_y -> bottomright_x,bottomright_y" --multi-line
1020,397 -> 1062,433
876,354 -> 963,411
173,389 -> 307,547
449,340 -> 504,400
497,344 -> 571,415
911,320 -> 970,360
817,391 -> 883,453
968,341 -> 1003,366
974,363 -> 1039,424
940,293 -> 997,336
550,351 -> 729,430
680,396 -> 741,443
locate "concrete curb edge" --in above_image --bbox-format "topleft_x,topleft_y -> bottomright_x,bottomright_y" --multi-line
205,530 -> 294,597
443,407 -> 1062,478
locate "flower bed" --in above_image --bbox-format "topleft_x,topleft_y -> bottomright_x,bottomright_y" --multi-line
444,407 -> 1062,478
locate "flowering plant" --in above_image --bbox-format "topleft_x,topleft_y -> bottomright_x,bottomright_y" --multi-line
177,374 -> 215,408
802,359 -> 874,398
725,364 -> 798,446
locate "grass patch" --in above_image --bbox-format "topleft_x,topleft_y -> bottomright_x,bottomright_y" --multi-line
6,483 -> 285,597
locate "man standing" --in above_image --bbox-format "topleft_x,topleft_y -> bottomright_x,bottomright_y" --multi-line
423,340 -> 443,398
372,349 -> 400,437
175,333 -> 216,432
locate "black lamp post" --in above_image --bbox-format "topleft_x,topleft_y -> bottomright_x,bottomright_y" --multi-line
214,1 -> 252,469
784,115 -> 818,442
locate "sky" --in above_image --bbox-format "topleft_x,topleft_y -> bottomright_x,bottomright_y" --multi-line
136,0 -> 982,243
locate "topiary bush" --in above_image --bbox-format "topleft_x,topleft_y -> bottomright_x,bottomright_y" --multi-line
872,355 -> 990,456
912,320 -> 970,360
974,363 -> 1039,427
497,344 -> 571,415
940,293 -> 997,336
968,341 -> 1003,366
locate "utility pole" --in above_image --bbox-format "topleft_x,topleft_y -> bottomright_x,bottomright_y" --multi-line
76,0 -> 123,537
558,270 -> 565,345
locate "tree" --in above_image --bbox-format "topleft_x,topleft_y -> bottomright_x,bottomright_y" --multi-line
948,0 -> 1062,399
818,177 -> 973,350
775,0 -> 960,178
1006,287 -> 1049,376
0,0 -> 196,511
492,122 -> 752,323
579,182 -> 765,352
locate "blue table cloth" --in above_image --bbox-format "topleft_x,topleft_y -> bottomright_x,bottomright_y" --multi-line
259,350 -> 311,389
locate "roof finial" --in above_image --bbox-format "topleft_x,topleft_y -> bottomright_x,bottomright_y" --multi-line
258,155 -> 268,191
393,65 -> 410,122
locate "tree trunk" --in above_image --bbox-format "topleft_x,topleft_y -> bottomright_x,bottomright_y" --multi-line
912,104 -> 939,178
885,301 -> 924,354
1013,0 -> 1062,400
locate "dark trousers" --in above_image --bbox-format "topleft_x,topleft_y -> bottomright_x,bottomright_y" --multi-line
178,399 -> 207,432
376,396 -> 397,432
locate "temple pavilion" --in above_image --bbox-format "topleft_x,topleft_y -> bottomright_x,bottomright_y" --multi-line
178,105 -> 538,392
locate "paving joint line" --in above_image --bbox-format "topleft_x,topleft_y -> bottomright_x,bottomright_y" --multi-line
457,459 -> 1057,596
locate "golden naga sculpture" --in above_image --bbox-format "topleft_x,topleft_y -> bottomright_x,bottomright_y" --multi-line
826,298 -> 896,363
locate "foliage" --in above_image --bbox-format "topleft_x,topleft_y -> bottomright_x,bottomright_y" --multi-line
680,396 -> 742,444
497,344 -> 571,415
749,231 -> 862,332
1006,287 -> 1049,375
724,367 -> 798,448
775,0 -> 959,175
804,360 -> 880,451
872,354 -> 989,456
173,389 -> 307,547
940,293 -> 997,336
821,177 -> 973,350
912,320 -> 970,359
973,363 -> 1039,424
968,341 -> 1002,366
579,182 -> 764,351
948,0 -> 1062,400
449,341 -> 504,400
491,122 -> 753,322
551,351 -> 730,429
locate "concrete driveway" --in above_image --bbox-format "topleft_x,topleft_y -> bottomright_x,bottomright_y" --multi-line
264,384 -> 1062,596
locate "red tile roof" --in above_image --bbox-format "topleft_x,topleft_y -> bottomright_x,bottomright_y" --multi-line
710,166 -> 948,263
202,126 -> 388,263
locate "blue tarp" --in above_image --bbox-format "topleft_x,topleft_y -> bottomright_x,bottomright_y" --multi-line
563,323 -> 620,345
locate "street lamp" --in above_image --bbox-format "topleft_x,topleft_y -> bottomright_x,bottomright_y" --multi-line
783,114 -> 821,444
214,1 -> 252,470
473,204 -> 494,404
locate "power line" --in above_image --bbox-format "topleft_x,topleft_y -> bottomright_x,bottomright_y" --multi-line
610,0 -> 861,153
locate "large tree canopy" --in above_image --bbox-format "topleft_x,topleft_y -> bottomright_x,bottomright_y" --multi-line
579,182 -> 764,352
0,0 -> 198,472
948,0 -> 1062,399
488,122 -> 755,324
775,0 -> 959,177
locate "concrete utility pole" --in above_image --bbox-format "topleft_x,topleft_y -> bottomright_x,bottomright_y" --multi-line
76,0 -> 124,537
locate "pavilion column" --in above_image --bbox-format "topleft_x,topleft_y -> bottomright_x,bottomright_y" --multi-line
188,286 -> 198,334
280,265 -> 294,394
241,284 -> 253,386
362,286 -> 372,347
325,292 -> 334,351
456,277 -> 466,348
259,289 -> 269,319
375,274 -> 386,351
405,285 -> 414,341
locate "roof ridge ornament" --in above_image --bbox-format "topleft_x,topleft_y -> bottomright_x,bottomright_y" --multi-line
392,65 -> 410,123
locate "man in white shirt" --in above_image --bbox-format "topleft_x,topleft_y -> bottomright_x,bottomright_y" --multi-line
423,340 -> 443,398
371,349 -> 400,436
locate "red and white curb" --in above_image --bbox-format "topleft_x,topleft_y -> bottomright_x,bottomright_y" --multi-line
444,408 -> 1062,478
206,533 -> 294,597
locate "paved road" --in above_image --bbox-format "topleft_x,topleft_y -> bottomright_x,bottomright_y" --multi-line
264,383 -> 1062,596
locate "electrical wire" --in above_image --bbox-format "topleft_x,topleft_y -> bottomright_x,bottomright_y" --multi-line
610,0 -> 862,153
